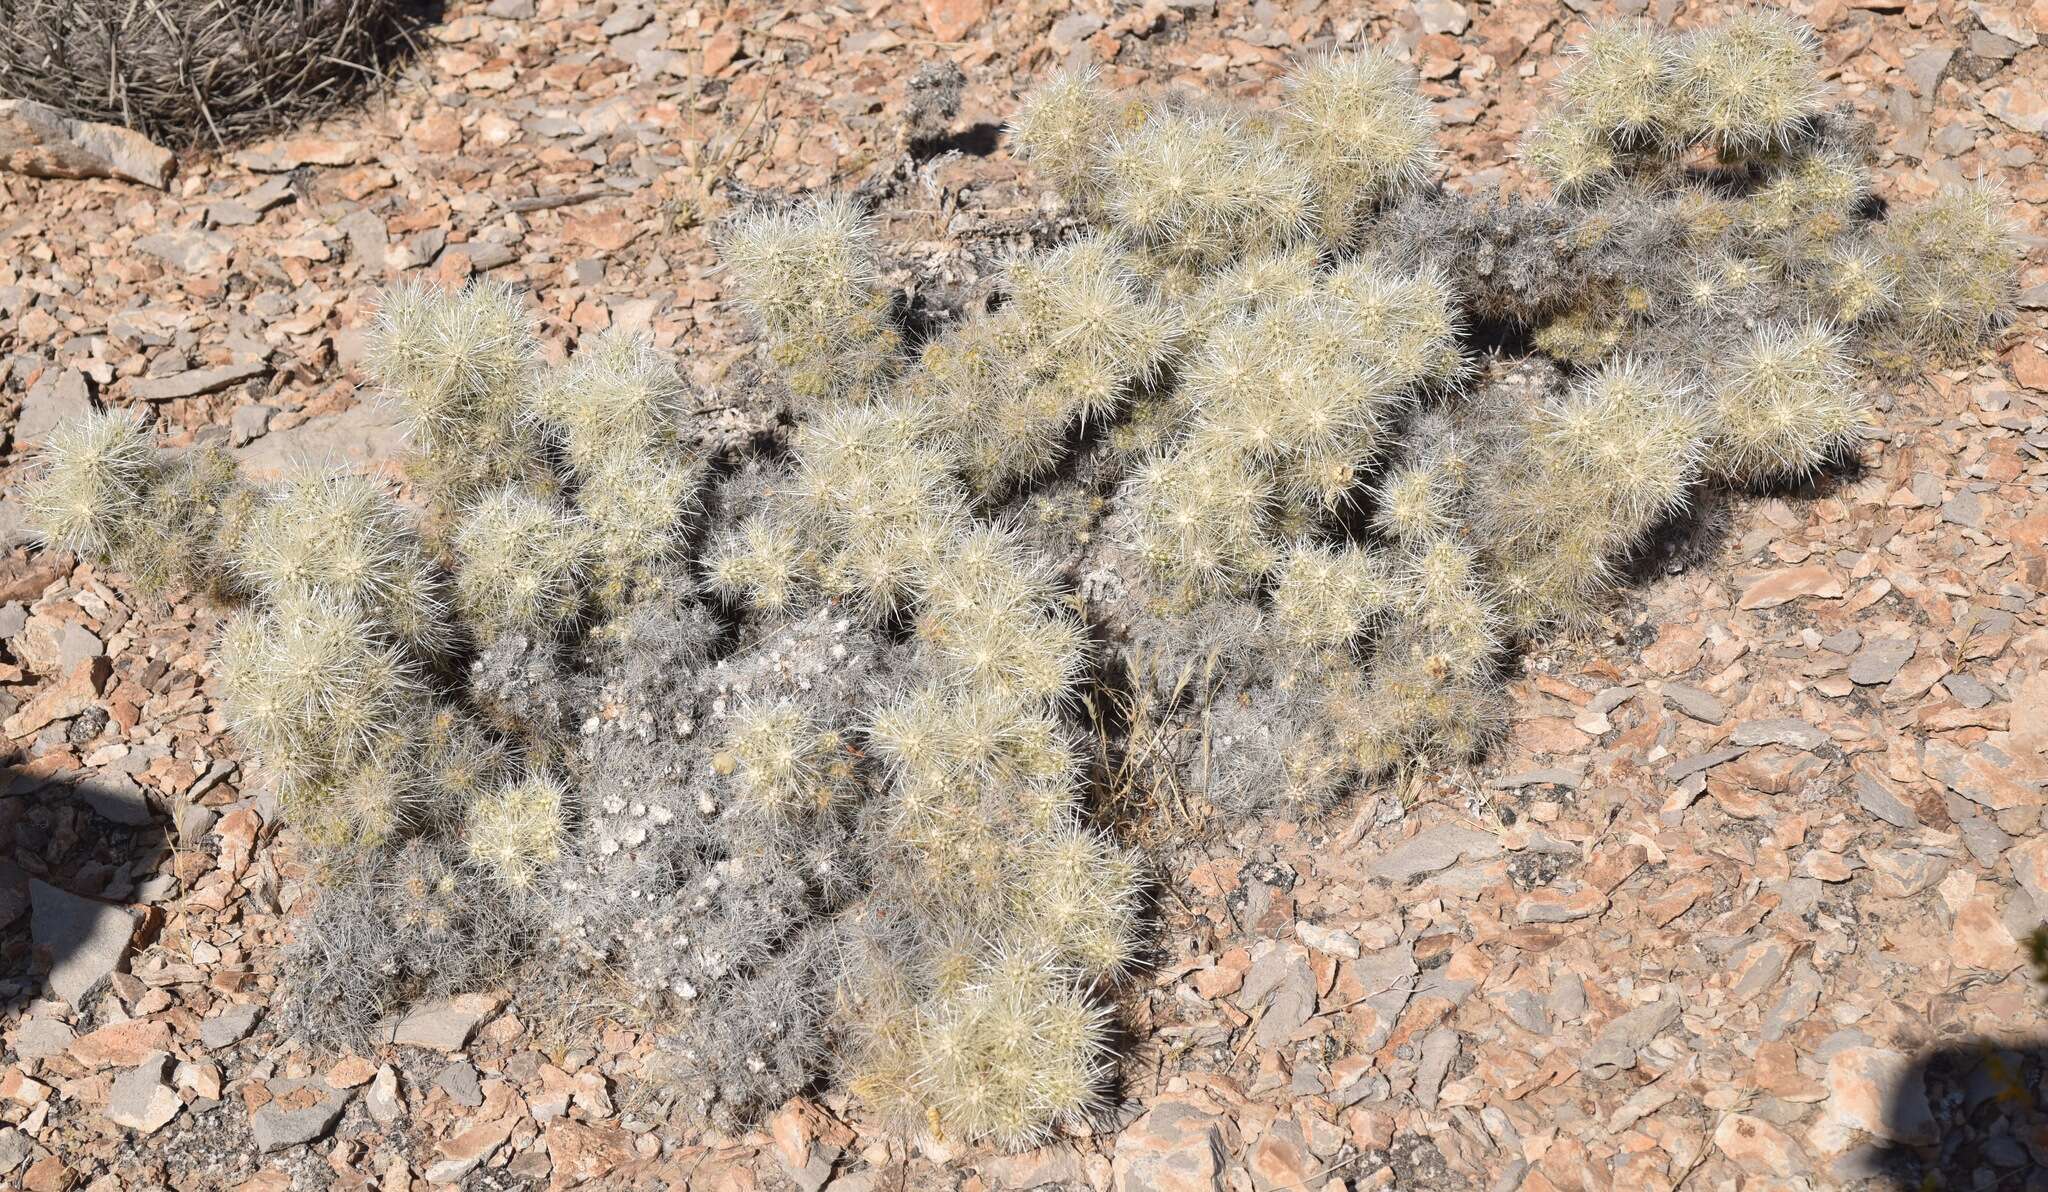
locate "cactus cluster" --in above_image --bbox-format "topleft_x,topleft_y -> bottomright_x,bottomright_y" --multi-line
19,6 -> 2021,1156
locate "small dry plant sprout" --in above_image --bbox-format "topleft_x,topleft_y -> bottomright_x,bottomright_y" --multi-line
26,7 -> 2018,1152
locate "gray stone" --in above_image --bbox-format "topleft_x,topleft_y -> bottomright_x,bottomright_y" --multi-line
1113,1099 -> 1230,1192
135,229 -> 232,274
199,1003 -> 262,1050
1957,816 -> 2012,868
1415,1026 -> 1460,1110
0,602 -> 26,641
390,1001 -> 486,1053
1349,943 -> 1419,1050
486,0 -> 536,15
1331,1068 -> 1389,1108
1548,974 -> 1588,1024
1903,46 -> 1953,96
1761,960 -> 1823,1042
1416,0 -> 1471,35
1848,636 -> 1916,686
1369,825 -> 1500,883
1499,990 -> 1550,1036
230,403 -> 275,446
366,1065 -> 403,1124
207,200 -> 262,227
251,1077 -> 351,1151
1819,628 -> 1862,654
1660,682 -> 1725,724
453,241 -> 519,272
779,1145 -> 836,1192
0,1125 -> 28,1173
1730,718 -> 1828,751
0,99 -> 175,188
1864,847 -> 1947,898
1588,685 -> 1637,714
1943,673 -> 1995,709
56,621 -> 102,672
1294,920 -> 1360,958
1665,746 -> 1748,781
1236,942 -> 1316,1049
338,208 -> 390,274
1941,489 -> 1985,529
17,368 -> 92,447
29,879 -> 134,1007
1581,997 -> 1683,1079
78,771 -> 153,826
1487,766 -> 1583,791
1853,773 -> 1919,829
1048,12 -> 1105,53
105,1052 -> 181,1133
435,1061 -> 483,1108
132,359 -> 269,402
14,1014 -> 75,1060
234,400 -> 407,482
1732,944 -> 1788,1004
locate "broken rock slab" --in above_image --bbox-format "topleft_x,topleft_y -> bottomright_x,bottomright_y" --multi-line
1581,995 -> 1684,1079
105,1052 -> 181,1134
29,879 -> 134,1008
1368,824 -> 1500,883
199,1003 -> 262,1050
15,369 -> 92,448
132,360 -> 270,403
1113,1094 -> 1235,1192
1730,717 -> 1829,751
387,995 -> 493,1053
233,400 -> 408,482
251,1077 -> 352,1152
0,99 -> 174,188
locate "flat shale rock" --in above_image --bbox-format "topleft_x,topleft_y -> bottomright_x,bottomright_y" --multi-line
251,1077 -> 352,1152
29,879 -> 134,1008
0,99 -> 173,188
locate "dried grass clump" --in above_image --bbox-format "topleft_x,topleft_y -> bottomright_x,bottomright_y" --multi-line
0,0 -> 411,146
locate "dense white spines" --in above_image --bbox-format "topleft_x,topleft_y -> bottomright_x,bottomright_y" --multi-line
466,773 -> 568,890
453,489 -> 590,641
721,195 -> 900,402
23,411 -> 157,558
367,280 -> 546,529
1706,321 -> 1862,482
1007,66 -> 1117,205
1281,50 -> 1439,248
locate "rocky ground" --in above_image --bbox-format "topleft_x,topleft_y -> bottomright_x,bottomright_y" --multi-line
3,0 -> 2048,1189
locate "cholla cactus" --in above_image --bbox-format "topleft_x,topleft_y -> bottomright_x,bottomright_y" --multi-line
720,195 -> 899,402
214,592 -> 422,795
1007,66 -> 1118,205
236,470 -> 450,657
1669,9 -> 1825,153
453,489 -> 590,641
23,410 -> 158,557
718,701 -> 855,821
1705,321 -> 1861,483
367,280 -> 548,531
24,8 -> 2021,1157
1270,543 -> 1399,651
22,412 -> 254,600
1878,182 -> 2023,362
845,937 -> 1114,1151
466,773 -> 568,890
1281,50 -> 1439,247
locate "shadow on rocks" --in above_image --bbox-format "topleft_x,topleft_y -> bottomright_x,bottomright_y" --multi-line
3,761 -> 185,1022
1865,1039 -> 2048,1191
